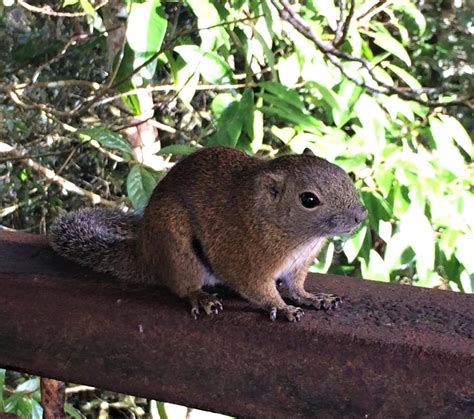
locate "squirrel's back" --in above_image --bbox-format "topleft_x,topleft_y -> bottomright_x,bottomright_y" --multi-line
49,208 -> 142,281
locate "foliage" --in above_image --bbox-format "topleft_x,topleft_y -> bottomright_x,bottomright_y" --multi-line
0,371 -> 43,418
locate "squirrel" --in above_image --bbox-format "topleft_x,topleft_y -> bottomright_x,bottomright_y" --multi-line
50,146 -> 367,322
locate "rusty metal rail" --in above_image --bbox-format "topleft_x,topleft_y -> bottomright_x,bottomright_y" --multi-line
0,231 -> 473,418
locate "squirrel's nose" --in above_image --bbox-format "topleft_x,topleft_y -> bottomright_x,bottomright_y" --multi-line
354,206 -> 368,224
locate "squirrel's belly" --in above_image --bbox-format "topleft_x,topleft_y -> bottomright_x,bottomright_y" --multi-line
276,237 -> 325,284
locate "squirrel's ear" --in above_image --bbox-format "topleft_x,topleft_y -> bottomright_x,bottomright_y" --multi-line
302,148 -> 314,156
258,172 -> 285,201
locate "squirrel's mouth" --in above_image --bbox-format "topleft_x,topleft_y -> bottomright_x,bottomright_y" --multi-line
320,208 -> 367,237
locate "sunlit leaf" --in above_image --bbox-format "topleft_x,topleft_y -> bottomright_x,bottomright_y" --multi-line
16,377 -> 39,392
361,250 -> 390,282
371,32 -> 411,66
438,114 -> 473,157
429,116 -> 466,176
30,399 -> 43,419
79,0 -> 95,16
174,45 -> 232,84
459,271 -> 473,294
126,0 -> 167,54
400,206 -> 435,281
126,0 -> 168,83
211,93 -> 237,118
186,0 -> 229,50
169,55 -> 200,105
386,63 -> 422,90
343,226 -> 367,263
277,53 -> 300,87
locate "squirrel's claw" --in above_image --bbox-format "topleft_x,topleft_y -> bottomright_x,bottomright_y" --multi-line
269,305 -> 304,322
313,293 -> 342,311
190,292 -> 223,318
191,307 -> 200,319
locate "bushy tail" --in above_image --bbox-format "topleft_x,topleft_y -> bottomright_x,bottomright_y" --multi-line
49,208 -> 142,281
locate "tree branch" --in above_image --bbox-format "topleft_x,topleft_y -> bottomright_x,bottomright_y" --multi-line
18,0 -> 108,17
271,0 -> 473,109
333,0 -> 355,47
0,143 -> 120,208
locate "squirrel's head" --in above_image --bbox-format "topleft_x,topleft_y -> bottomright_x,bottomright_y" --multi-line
254,153 -> 367,239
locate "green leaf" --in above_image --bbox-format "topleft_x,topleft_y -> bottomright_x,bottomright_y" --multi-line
307,81 -> 344,126
382,95 -> 414,121
5,391 -> 26,413
16,377 -> 39,392
186,0 -> 229,50
343,226 -> 367,263
310,242 -> 335,273
64,403 -> 84,419
126,165 -> 158,210
393,1 -> 427,35
209,101 -> 242,146
386,64 -> 422,90
30,399 -> 43,419
127,0 -> 167,55
438,114 -> 473,157
210,90 -> 256,148
260,105 -> 324,135
354,94 -> 387,152
250,98 -> 264,153
384,231 -> 410,270
174,45 -> 232,84
239,88 -> 255,141
455,233 -> 474,274
335,80 -> 362,126
169,55 -> 200,105
0,369 -> 5,410
260,81 -> 305,111
157,145 -> 198,155
79,128 -> 132,158
459,271 -> 473,294
400,206 -> 435,282
211,93 -> 237,119
79,0 -> 95,16
361,250 -> 390,282
126,0 -> 168,83
111,44 -> 142,115
371,32 -> 411,66
429,116 -> 466,176
277,53 -> 300,86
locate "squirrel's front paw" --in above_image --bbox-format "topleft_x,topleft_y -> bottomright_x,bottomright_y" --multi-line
190,291 -> 223,319
269,305 -> 304,322
310,293 -> 342,310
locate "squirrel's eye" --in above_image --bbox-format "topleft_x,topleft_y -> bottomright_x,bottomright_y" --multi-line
300,192 -> 320,209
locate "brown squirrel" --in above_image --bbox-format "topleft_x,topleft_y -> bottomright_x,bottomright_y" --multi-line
50,146 -> 367,321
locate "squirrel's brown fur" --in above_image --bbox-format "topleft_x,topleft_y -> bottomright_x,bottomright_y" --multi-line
50,146 -> 366,321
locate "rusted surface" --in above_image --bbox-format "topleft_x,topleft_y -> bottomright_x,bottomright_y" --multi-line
0,231 -> 473,418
